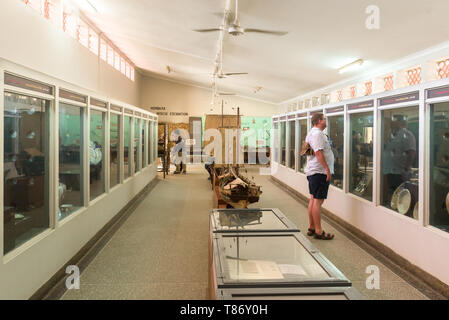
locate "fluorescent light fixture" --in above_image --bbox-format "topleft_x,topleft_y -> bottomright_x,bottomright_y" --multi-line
338,59 -> 364,74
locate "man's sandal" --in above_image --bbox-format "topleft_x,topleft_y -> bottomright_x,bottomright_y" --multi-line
314,231 -> 334,240
307,228 -> 315,236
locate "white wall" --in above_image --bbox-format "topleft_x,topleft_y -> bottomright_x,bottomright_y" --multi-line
140,76 -> 277,123
0,0 -> 141,107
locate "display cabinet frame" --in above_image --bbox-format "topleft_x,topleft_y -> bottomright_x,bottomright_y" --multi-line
211,232 -> 351,289
210,208 -> 300,234
216,286 -> 364,300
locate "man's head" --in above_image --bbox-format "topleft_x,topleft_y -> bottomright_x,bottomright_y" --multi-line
311,113 -> 326,130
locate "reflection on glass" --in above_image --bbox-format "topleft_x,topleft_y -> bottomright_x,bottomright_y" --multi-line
288,120 -> 295,169
90,110 -> 105,201
142,120 -> 147,167
134,118 -> 140,173
281,122 -> 286,165
430,102 -> 449,233
327,116 -> 344,188
273,122 -> 279,163
124,116 -> 131,179
381,107 -> 419,219
222,235 -> 330,281
148,122 -> 153,164
298,119 -> 308,173
59,103 -> 84,220
110,114 -> 120,188
214,210 -> 287,231
3,93 -> 50,254
153,122 -> 158,163
349,112 -> 373,201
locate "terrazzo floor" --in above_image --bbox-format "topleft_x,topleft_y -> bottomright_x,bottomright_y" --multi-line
61,164 -> 430,300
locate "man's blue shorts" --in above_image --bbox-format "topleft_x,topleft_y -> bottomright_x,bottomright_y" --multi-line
307,174 -> 330,199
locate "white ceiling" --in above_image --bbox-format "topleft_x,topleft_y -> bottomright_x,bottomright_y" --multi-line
81,0 -> 449,103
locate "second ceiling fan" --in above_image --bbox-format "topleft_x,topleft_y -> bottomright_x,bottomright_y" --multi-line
194,0 -> 288,37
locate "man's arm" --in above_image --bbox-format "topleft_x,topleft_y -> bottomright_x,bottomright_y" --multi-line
315,150 -> 331,182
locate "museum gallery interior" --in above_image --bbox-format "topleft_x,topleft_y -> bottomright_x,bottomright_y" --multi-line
0,0 -> 449,300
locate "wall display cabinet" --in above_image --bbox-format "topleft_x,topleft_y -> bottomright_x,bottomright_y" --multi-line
134,118 -> 140,173
123,115 -> 132,179
288,120 -> 295,170
272,121 -> 279,163
430,102 -> 449,232
326,115 -> 344,188
380,106 -> 419,219
110,112 -> 120,188
280,121 -> 286,166
3,92 -> 51,253
89,109 -> 106,201
349,112 -> 374,201
298,119 -> 308,173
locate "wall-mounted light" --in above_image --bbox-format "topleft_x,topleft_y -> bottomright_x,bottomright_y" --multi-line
338,59 -> 364,74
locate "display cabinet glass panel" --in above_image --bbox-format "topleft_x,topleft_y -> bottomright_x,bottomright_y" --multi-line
149,121 -> 153,164
59,103 -> 84,220
381,107 -> 419,219
349,112 -> 374,201
124,116 -> 131,179
153,122 -> 158,163
212,233 -> 350,287
430,102 -> 449,233
210,208 -> 299,233
142,120 -> 147,167
288,120 -> 295,169
110,113 -> 120,188
134,118 -> 140,173
273,122 -> 279,163
327,115 -> 344,189
3,93 -> 50,254
89,110 -> 105,201
298,119 -> 308,173
280,122 -> 286,165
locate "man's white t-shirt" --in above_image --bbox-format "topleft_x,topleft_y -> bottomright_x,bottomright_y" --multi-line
305,127 -> 335,176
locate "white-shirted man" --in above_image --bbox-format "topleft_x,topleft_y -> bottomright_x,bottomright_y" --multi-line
305,113 -> 335,240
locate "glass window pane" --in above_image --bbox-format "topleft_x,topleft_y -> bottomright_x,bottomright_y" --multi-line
154,123 -> 158,163
89,110 -> 105,200
114,52 -> 121,71
59,103 -> 84,220
124,116 -> 131,179
142,120 -> 147,167
107,45 -> 114,66
288,120 -> 295,169
273,122 -> 279,163
149,122 -> 153,164
121,58 -> 126,75
88,28 -> 99,55
430,102 -> 449,233
131,67 -> 135,81
280,122 -> 286,166
110,114 -> 120,188
381,107 -> 419,219
327,115 -> 344,188
4,93 -> 50,254
298,119 -> 308,173
78,19 -> 89,48
134,118 -> 140,172
349,112 -> 374,201
100,39 -> 107,61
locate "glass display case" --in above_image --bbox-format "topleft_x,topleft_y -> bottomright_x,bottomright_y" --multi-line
216,286 -> 364,300
210,208 -> 299,233
142,120 -> 147,167
273,121 -> 279,163
110,113 -> 120,188
327,115 -> 344,189
430,102 -> 449,233
124,116 -> 131,179
148,121 -> 153,164
134,118 -> 140,173
349,112 -> 374,201
211,232 -> 350,288
381,107 -> 419,219
3,93 -> 50,254
298,119 -> 308,173
89,110 -> 105,200
59,103 -> 84,220
280,121 -> 286,166
288,120 -> 295,169
153,121 -> 158,163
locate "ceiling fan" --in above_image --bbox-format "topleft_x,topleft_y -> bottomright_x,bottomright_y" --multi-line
166,65 -> 247,79
194,0 -> 288,37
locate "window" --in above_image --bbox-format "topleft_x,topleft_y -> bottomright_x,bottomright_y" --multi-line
131,67 -> 135,81
407,66 -> 422,86
78,19 -> 89,48
349,112 -> 374,201
124,116 -> 131,179
59,103 -> 84,220
384,75 -> 394,91
126,62 -> 131,79
280,122 -> 286,166
327,115 -> 344,189
100,39 -> 107,61
110,113 -> 120,188
107,45 -> 114,66
288,120 -> 295,170
89,28 -> 99,55
114,52 -> 121,71
89,110 -> 105,200
298,119 -> 308,173
429,102 -> 449,233
3,93 -> 50,254
121,58 -> 126,75
134,118 -> 140,173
